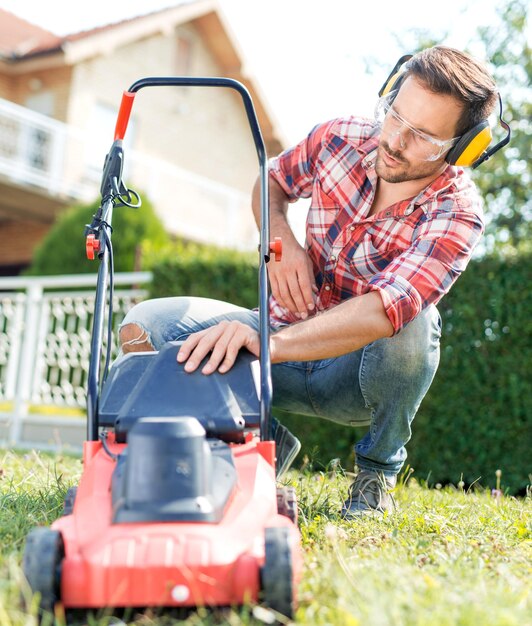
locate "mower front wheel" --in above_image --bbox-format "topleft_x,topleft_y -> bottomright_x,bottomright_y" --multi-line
22,527 -> 64,616
260,526 -> 294,620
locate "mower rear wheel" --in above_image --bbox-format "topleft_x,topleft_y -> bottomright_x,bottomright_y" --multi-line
261,526 -> 294,620
22,527 -> 64,615
63,486 -> 78,515
276,486 -> 298,524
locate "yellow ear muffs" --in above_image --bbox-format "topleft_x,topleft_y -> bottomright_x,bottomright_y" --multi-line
378,58 -> 510,169
445,121 -> 492,166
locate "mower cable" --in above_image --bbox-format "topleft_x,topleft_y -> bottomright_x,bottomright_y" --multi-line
99,430 -> 118,461
101,227 -> 114,384
114,187 -> 141,209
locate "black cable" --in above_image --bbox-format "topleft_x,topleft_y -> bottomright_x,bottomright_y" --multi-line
99,430 -> 118,461
92,180 -> 140,384
102,228 -> 114,383
115,187 -> 141,208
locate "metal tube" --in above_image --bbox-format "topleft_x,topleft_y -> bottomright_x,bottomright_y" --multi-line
86,198 -> 113,441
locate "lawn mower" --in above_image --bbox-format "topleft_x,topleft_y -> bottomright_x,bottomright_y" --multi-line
22,77 -> 302,622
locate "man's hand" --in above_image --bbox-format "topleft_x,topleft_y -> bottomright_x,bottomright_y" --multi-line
268,240 -> 316,318
177,320 -> 260,375
251,175 -> 316,319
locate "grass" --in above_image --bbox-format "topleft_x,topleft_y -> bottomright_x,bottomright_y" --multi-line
0,450 -> 530,626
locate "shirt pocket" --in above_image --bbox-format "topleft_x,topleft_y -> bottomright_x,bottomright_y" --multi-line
348,233 -> 402,280
306,183 -> 340,242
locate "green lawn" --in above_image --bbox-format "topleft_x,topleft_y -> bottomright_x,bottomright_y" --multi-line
0,450 -> 530,625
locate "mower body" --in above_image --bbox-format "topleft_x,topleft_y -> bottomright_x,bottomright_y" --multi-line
51,344 -> 301,610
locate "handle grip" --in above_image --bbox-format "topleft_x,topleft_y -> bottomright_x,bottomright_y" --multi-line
114,92 -> 136,140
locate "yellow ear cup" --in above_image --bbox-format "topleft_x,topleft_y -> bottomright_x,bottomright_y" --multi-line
446,123 -> 492,166
454,126 -> 492,166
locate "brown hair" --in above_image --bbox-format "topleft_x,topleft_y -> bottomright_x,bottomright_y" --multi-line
404,46 -> 498,135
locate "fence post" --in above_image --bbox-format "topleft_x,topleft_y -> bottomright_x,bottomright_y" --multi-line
9,281 -> 42,446
2,293 -> 25,400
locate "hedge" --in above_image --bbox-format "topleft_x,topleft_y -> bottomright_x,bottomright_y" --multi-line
407,254 -> 531,494
149,249 -> 531,494
149,249 -> 257,307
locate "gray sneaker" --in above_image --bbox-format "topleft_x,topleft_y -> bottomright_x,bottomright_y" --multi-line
341,468 -> 397,518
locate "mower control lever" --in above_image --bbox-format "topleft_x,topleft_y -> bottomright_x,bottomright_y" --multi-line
86,233 -> 101,260
269,237 -> 282,262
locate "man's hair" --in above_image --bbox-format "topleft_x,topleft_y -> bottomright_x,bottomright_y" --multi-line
404,46 -> 498,136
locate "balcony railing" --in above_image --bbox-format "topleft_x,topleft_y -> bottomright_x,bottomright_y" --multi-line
0,97 -> 256,249
0,97 -> 74,197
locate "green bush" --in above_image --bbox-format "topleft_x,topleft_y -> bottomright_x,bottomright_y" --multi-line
150,251 -> 531,494
149,245 -> 258,308
26,194 -> 169,275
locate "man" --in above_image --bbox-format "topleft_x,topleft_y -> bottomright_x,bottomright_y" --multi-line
119,46 -> 500,516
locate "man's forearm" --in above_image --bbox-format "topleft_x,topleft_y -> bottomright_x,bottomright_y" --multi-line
270,291 -> 394,363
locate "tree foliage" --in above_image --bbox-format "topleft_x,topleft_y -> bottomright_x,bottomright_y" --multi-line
472,0 -> 531,253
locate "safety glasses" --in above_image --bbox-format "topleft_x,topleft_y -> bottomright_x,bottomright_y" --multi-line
374,92 -> 460,161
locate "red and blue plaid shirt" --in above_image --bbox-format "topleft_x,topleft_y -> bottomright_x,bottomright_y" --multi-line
268,117 -> 485,333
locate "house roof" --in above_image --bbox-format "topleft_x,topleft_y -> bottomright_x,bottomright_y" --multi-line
0,9 -> 61,58
0,0 -> 286,151
0,2 -> 206,61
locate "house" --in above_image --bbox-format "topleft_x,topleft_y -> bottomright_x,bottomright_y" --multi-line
0,0 -> 287,274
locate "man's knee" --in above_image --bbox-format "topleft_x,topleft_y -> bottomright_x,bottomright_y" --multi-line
119,323 -> 155,354
383,307 -> 440,377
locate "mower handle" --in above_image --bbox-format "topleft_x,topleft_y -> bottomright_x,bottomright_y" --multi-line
90,77 -> 274,442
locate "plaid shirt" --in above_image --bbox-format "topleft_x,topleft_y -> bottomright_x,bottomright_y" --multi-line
268,117 -> 485,333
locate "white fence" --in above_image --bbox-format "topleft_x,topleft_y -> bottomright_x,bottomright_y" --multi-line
0,272 -> 151,451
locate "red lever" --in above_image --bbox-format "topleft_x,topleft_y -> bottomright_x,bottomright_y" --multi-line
269,237 -> 282,262
86,234 -> 100,260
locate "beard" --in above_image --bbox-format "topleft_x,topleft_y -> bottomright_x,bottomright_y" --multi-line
375,140 -> 444,183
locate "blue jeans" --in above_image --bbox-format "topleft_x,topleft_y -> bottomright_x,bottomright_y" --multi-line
119,297 -> 441,477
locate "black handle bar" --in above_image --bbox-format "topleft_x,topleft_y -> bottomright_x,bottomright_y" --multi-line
88,77 -> 273,442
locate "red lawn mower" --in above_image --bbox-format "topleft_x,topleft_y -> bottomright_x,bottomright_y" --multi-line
22,77 -> 301,622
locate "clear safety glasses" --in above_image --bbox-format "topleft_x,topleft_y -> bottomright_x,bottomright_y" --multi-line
374,92 -> 460,161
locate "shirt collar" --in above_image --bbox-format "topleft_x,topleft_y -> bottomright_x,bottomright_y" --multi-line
356,125 -> 380,163
357,130 -> 461,215
410,165 -> 458,213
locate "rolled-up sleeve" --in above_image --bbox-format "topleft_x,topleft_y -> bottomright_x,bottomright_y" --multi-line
367,207 -> 484,333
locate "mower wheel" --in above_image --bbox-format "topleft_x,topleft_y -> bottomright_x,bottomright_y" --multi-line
276,486 -> 298,524
22,527 -> 64,615
261,526 -> 294,620
63,486 -> 78,515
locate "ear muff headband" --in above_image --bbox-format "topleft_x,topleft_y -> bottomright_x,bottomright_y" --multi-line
379,58 -> 511,168
378,54 -> 413,98
468,94 -> 511,169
